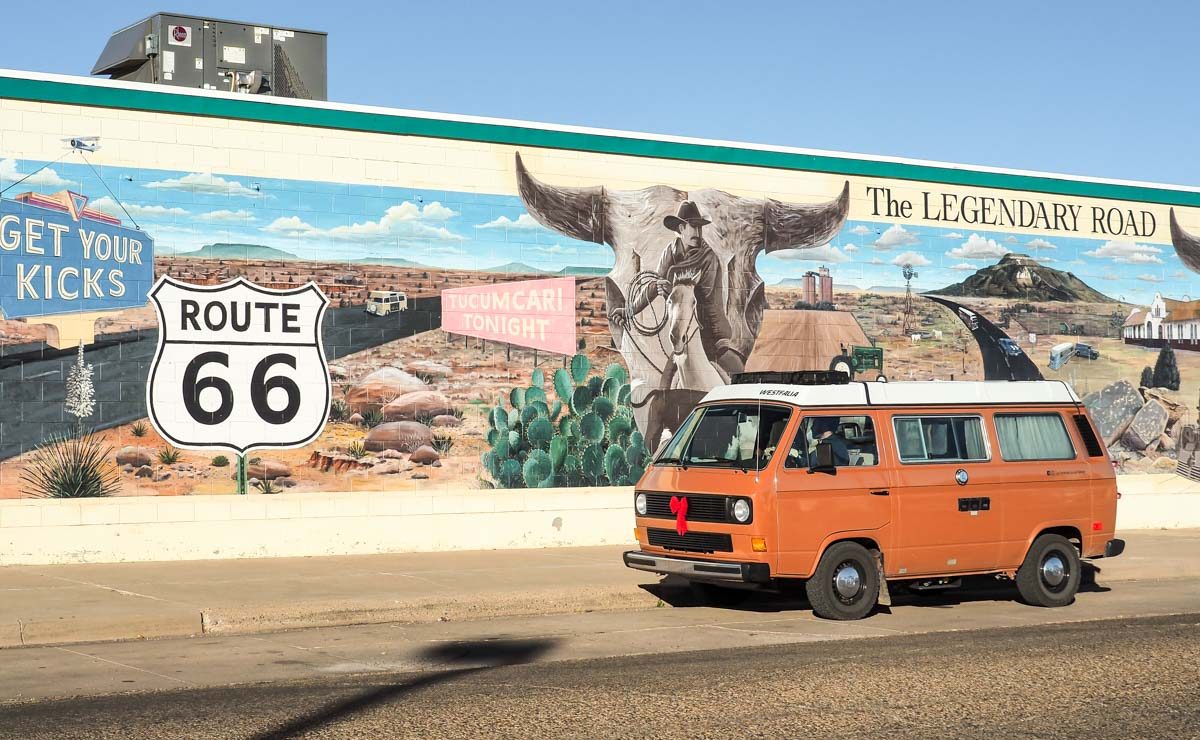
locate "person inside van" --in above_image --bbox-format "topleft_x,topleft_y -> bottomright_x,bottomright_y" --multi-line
811,416 -> 851,466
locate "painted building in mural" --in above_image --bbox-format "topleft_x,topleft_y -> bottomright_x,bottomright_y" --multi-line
1122,292 -> 1200,348
2,68 -> 1200,500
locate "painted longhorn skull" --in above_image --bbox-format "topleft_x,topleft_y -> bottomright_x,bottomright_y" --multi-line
1170,208 -> 1200,273
514,152 -> 850,445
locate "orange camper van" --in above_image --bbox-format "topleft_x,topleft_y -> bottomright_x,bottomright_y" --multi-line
623,371 -> 1124,620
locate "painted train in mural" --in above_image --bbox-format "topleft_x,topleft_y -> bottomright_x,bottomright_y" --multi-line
1,150 -> 1199,499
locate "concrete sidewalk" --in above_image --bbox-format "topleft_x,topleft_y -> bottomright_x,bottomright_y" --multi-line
2,530 -> 1197,649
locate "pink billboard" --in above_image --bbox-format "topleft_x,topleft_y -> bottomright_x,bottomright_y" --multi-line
441,277 -> 576,354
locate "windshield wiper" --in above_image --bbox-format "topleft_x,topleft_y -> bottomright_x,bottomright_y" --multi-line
656,456 -> 690,470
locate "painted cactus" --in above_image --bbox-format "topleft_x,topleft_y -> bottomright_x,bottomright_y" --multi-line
481,354 -> 647,488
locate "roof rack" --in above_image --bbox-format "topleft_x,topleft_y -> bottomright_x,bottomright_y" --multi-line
731,370 -> 850,385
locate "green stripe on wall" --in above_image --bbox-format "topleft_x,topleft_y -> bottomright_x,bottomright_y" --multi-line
3,74 -> 1198,208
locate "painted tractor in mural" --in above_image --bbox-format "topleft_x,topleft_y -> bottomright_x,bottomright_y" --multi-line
828,344 -> 886,381
514,152 -> 850,445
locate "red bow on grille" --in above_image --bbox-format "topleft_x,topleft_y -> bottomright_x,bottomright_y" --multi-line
669,495 -> 689,536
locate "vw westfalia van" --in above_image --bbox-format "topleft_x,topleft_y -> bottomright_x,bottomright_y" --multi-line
623,372 -> 1125,620
365,290 -> 408,316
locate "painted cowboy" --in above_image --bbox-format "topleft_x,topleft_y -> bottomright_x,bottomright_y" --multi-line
609,200 -> 746,381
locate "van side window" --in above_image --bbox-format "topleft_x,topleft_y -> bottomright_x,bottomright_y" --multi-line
994,413 -> 1076,461
785,415 -> 877,468
1072,414 -> 1105,457
893,416 -> 988,463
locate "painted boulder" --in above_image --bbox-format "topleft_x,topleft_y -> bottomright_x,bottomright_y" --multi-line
115,446 -> 154,467
1083,380 -> 1144,445
409,445 -> 441,465
382,391 -> 455,422
364,421 -> 433,453
1122,400 -> 1169,452
345,367 -> 428,414
247,459 -> 292,480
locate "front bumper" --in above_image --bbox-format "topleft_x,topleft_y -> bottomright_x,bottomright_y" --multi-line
623,551 -> 771,583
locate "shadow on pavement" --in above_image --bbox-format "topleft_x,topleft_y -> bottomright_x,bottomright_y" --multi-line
250,637 -> 556,740
641,561 -> 1112,615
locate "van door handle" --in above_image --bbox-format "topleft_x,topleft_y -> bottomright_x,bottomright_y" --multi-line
869,489 -> 890,496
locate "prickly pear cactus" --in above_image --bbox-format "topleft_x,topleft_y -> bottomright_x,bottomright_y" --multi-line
480,354 -> 645,488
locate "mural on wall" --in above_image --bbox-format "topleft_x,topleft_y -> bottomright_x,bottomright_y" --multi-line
515,153 -> 850,445
2,149 -> 1200,500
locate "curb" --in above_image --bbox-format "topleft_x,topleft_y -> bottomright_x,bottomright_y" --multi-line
2,584 -> 661,650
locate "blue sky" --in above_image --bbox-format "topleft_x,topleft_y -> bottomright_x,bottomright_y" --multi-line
1,3 -> 1197,303
2,1 -> 1197,186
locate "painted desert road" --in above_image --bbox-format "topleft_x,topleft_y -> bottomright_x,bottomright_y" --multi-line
924,294 -> 1043,381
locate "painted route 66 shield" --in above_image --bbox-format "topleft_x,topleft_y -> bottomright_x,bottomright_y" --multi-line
147,276 -> 331,453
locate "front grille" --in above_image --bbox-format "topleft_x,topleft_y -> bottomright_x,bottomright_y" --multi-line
647,528 -> 733,553
643,492 -> 728,522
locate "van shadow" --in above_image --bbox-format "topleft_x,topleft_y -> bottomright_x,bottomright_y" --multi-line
642,561 -> 1110,614
251,637 -> 557,740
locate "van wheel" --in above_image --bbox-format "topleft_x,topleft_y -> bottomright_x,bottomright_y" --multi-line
1015,534 -> 1081,607
805,542 -> 879,620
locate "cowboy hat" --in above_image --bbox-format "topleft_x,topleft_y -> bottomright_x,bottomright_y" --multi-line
663,200 -> 711,231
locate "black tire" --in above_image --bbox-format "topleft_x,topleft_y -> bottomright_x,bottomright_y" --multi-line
690,582 -> 752,607
1015,534 -> 1081,607
805,542 -> 880,620
829,355 -> 855,379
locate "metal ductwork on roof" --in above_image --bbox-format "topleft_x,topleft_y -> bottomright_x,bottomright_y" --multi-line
92,13 -> 327,100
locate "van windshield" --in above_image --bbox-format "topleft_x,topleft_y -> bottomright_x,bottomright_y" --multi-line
655,403 -> 792,470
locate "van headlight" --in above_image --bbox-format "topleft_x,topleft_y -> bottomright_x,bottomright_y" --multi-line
731,498 -> 751,523
635,493 -> 647,516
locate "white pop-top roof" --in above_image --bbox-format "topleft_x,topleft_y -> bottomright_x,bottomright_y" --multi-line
700,381 -> 1081,408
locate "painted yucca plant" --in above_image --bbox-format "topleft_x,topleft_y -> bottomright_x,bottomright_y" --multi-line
21,431 -> 120,498
361,409 -> 385,428
432,432 -> 455,455
157,447 -> 181,465
130,421 -> 149,438
253,478 -> 281,495
347,440 -> 368,459
64,342 -> 95,436
329,399 -> 350,422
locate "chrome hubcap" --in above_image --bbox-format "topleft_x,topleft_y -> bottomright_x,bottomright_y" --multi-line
1041,555 -> 1067,587
833,562 -> 863,600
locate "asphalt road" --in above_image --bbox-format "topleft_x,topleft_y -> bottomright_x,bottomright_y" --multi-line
0,613 -> 1195,739
924,294 -> 1043,381
0,298 -> 441,459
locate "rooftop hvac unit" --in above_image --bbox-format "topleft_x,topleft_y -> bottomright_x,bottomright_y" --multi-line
92,13 -> 327,101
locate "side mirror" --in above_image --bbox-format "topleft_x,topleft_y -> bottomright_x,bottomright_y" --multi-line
809,440 -> 837,475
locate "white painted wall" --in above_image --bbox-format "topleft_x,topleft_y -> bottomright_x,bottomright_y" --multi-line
0,487 -> 636,565
0,475 -> 1194,566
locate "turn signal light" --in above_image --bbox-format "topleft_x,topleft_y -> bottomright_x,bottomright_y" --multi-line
633,527 -> 640,540
751,537 -> 768,552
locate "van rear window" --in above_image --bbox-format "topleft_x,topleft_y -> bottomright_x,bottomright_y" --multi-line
994,413 -> 1076,461
893,416 -> 988,463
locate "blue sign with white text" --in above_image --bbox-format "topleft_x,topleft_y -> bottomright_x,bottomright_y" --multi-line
0,193 -> 154,318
